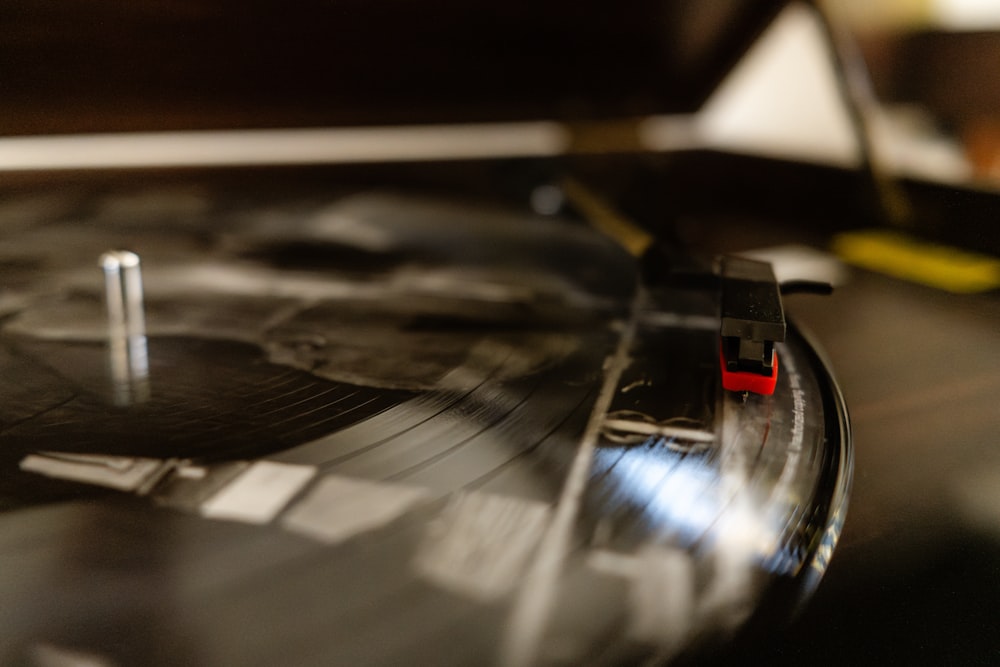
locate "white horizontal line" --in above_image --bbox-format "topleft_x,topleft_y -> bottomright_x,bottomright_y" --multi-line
0,115 -> 704,171
0,122 -> 571,171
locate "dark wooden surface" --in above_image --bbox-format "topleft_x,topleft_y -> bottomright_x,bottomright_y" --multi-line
0,0 -> 785,135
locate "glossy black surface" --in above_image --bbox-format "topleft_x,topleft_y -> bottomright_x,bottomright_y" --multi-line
0,180 -> 849,665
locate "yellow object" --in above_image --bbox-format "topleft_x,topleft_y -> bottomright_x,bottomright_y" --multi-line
560,179 -> 654,257
833,229 -> 1000,293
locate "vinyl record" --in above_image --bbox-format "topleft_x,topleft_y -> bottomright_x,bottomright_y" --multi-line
0,183 -> 850,666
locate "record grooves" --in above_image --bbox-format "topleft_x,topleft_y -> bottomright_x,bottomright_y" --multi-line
0,184 -> 850,666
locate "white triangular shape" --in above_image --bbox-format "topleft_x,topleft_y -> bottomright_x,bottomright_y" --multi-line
697,3 -> 860,166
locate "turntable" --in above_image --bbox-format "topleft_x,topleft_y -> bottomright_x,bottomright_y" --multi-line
0,2 -> 854,665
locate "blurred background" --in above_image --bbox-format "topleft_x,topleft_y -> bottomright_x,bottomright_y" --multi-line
838,0 -> 1000,182
5,0 -> 1000,190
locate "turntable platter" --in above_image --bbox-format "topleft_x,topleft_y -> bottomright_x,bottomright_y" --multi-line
0,182 -> 850,666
